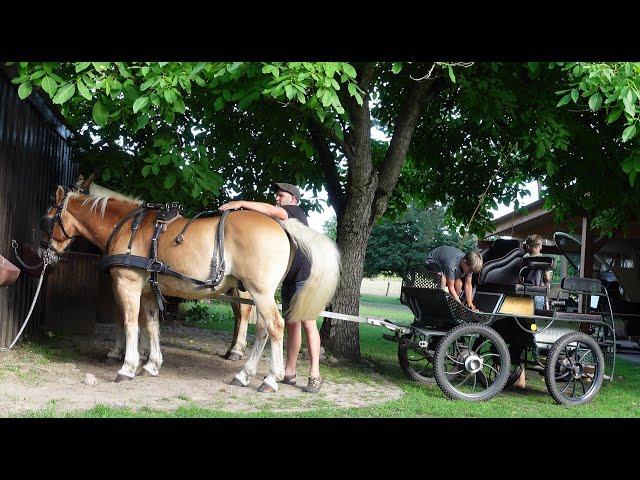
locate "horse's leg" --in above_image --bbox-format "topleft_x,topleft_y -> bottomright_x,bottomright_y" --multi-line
230,311 -> 267,387
226,290 -> 252,361
231,292 -> 284,393
139,315 -> 151,363
107,317 -> 125,361
256,295 -> 285,393
111,269 -> 144,381
139,294 -> 162,377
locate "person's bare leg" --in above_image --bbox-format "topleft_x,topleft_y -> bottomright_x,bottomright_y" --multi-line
302,320 -> 321,378
284,321 -> 302,378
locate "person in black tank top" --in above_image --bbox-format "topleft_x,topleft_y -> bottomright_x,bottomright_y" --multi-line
218,182 -> 323,393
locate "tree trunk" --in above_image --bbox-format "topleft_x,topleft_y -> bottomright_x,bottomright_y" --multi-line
320,184 -> 376,361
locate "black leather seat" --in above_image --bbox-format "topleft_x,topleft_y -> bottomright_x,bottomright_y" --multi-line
515,256 -> 554,294
477,247 -> 526,292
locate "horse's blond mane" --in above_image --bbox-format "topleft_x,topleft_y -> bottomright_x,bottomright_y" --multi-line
63,183 -> 143,219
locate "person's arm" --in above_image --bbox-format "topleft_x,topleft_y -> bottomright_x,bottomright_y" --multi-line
446,277 -> 461,302
218,200 -> 289,221
544,270 -> 553,284
464,275 -> 477,310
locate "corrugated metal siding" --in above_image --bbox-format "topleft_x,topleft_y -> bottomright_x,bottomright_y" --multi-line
0,69 -> 81,346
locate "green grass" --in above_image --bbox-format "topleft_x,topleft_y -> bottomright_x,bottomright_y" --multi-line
14,294 -> 640,418
359,294 -> 402,305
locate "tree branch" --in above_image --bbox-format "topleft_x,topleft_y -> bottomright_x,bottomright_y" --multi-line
369,78 -> 441,225
308,126 -> 345,219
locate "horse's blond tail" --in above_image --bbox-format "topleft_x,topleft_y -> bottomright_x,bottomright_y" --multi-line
281,219 -> 341,322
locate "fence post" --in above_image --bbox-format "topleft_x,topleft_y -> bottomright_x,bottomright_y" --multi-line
385,282 -> 390,296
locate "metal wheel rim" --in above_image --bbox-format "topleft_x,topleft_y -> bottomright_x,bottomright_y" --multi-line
441,331 -> 506,399
552,340 -> 599,402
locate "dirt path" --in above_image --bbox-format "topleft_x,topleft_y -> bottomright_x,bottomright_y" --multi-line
0,324 -> 403,416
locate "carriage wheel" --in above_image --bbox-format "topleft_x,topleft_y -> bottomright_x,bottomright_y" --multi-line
434,324 -> 510,401
398,334 -> 436,384
544,332 -> 605,406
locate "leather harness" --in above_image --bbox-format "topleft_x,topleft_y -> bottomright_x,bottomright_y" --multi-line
98,203 -> 233,314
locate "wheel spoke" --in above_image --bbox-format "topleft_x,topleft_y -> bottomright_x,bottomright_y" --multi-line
579,377 -> 588,396
474,339 -> 491,353
571,377 -> 577,398
445,369 -> 464,375
455,372 -> 473,388
471,372 -> 477,393
560,377 -> 575,394
482,363 -> 499,376
445,353 -> 465,365
481,353 -> 500,359
477,369 -> 490,389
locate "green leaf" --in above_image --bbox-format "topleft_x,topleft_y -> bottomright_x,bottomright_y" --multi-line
607,108 -> 623,124
392,62 -> 403,74
164,89 -> 177,104
622,124 -> 637,143
137,115 -> 149,130
556,94 -> 571,107
354,91 -> 363,106
630,170 -> 638,187
634,157 -> 640,172
18,82 -> 32,100
297,91 -> 306,104
164,172 -> 177,189
173,97 -> 186,114
622,157 -> 634,173
141,165 -> 152,177
40,76 -> 57,97
348,82 -> 357,96
588,92 -> 603,111
570,89 -> 579,103
77,79 -> 92,100
75,62 -> 91,73
284,84 -> 295,100
133,96 -> 150,114
214,96 -> 225,111
321,90 -> 332,108
52,83 -> 75,104
342,63 -> 357,78
102,168 -> 111,182
448,66 -> 456,83
92,101 -> 109,126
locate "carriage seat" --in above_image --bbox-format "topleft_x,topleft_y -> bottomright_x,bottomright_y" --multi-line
477,247 -> 526,291
515,256 -> 555,295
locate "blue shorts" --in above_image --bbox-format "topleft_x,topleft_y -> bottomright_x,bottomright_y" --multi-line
281,280 -> 306,320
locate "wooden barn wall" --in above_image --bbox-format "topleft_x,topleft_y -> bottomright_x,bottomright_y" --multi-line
0,69 -> 88,346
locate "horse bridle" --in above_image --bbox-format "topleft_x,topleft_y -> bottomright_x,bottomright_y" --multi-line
42,184 -> 88,249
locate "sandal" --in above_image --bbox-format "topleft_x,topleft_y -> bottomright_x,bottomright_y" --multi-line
301,375 -> 324,394
280,374 -> 297,386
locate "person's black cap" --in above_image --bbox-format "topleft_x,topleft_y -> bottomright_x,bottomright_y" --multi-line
273,182 -> 302,201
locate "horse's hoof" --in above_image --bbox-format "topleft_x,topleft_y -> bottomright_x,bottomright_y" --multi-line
229,377 -> 246,387
257,382 -> 276,394
226,352 -> 243,362
115,374 -> 133,383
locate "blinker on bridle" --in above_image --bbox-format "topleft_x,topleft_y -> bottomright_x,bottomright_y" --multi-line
43,183 -> 88,246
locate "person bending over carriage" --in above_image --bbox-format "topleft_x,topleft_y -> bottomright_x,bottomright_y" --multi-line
424,245 -> 483,311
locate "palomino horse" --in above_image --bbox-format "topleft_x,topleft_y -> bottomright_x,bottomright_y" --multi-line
74,176 -> 255,362
40,182 -> 340,393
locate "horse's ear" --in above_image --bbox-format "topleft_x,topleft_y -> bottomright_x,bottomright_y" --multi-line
55,186 -> 65,204
75,174 -> 85,185
80,173 -> 95,190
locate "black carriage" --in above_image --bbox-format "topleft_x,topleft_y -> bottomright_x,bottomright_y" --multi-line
383,241 -> 616,406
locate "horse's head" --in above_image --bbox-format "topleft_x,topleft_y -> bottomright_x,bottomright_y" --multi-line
38,185 -> 81,264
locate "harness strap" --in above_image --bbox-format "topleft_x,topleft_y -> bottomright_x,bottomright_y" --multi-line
105,206 -> 149,252
126,209 -> 147,254
175,210 -> 219,244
